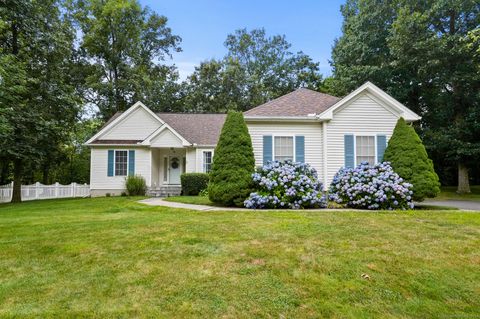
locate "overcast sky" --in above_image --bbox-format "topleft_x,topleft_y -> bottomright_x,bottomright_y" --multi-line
140,0 -> 345,80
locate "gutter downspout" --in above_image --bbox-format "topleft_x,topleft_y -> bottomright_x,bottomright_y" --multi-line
322,121 -> 328,190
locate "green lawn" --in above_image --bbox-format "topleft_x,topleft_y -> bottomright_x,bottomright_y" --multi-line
0,198 -> 479,318
435,185 -> 480,201
164,195 -> 213,205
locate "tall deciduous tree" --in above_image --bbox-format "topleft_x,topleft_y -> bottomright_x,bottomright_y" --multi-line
330,0 -> 480,193
184,28 -> 323,112
73,0 -> 182,119
0,0 -> 80,202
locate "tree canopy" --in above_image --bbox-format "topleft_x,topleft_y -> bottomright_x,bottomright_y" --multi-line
183,28 -> 324,112
330,0 -> 480,192
0,0 -> 81,202
72,0 -> 182,119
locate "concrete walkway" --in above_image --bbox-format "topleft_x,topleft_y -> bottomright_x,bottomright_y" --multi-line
140,197 -> 480,212
138,198 -> 359,212
421,199 -> 480,211
139,197 -> 242,211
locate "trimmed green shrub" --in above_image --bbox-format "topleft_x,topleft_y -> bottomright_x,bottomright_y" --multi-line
181,173 -> 209,195
383,118 -> 440,201
208,111 -> 255,207
125,175 -> 147,196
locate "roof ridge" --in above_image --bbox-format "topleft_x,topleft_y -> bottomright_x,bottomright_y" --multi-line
157,112 -> 226,115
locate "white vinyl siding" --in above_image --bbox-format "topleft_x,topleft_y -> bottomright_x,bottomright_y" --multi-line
90,147 -> 151,191
247,122 -> 324,181
326,92 -> 396,185
150,128 -> 183,147
99,107 -> 160,140
185,149 -> 197,173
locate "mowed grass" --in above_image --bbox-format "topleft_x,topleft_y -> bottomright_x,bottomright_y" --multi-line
164,195 -> 213,205
0,198 -> 479,318
436,185 -> 480,201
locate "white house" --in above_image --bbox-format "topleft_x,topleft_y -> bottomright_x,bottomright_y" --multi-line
86,82 -> 420,196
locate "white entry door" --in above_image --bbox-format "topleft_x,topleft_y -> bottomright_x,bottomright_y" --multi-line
169,156 -> 181,184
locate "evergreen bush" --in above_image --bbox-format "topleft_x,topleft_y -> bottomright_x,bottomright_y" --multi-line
181,173 -> 209,195
383,118 -> 440,201
125,175 -> 147,196
208,111 -> 255,206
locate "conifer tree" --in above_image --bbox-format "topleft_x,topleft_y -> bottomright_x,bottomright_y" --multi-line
208,112 -> 255,206
384,118 -> 440,201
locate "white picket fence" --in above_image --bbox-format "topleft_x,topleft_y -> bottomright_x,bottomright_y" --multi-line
0,182 -> 90,203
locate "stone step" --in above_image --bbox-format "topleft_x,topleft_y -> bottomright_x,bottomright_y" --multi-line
147,186 -> 182,197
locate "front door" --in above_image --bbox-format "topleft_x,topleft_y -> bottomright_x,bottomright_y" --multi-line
169,156 -> 181,184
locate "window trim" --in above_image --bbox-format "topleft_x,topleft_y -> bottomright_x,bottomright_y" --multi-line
272,135 -> 296,162
113,149 -> 129,177
203,151 -> 213,173
351,134 -> 378,167
163,156 -> 168,182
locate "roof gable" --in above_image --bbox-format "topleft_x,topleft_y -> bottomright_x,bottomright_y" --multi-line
150,127 -> 184,147
317,82 -> 421,122
142,123 -> 191,146
86,102 -> 164,144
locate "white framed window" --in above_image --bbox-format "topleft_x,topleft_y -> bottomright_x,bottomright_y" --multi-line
114,150 -> 128,176
203,151 -> 213,173
163,157 -> 168,182
355,136 -> 375,165
274,136 -> 294,162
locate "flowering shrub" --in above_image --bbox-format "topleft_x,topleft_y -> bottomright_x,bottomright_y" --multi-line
329,162 -> 414,210
244,161 -> 327,209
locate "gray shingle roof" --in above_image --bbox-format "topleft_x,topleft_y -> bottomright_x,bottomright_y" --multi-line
92,88 -> 341,146
157,113 -> 226,145
244,88 -> 341,117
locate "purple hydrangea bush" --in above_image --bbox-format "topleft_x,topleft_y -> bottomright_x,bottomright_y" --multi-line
244,161 -> 327,209
329,162 -> 414,210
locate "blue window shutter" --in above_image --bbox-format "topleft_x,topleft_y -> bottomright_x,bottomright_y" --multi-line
295,136 -> 305,163
128,150 -> 135,175
107,150 -> 114,176
263,135 -> 272,165
377,135 -> 387,163
344,135 -> 354,168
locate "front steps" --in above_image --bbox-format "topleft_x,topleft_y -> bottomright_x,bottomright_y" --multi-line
147,186 -> 182,197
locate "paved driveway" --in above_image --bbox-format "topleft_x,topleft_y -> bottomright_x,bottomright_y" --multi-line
421,200 -> 480,211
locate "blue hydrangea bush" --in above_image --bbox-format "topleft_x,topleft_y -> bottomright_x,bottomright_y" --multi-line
244,161 -> 327,209
329,162 -> 414,210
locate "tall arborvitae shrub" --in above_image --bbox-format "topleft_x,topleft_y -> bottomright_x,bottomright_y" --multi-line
208,111 -> 255,206
383,118 -> 440,201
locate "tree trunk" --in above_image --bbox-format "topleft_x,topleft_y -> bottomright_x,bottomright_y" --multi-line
42,165 -> 49,185
11,160 -> 23,203
457,162 -> 471,194
0,160 -> 9,185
